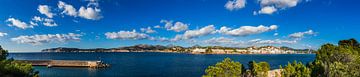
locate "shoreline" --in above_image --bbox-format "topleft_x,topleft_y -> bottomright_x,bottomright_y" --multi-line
10,51 -> 315,55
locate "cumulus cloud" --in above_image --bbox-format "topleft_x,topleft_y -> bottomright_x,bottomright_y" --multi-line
0,32 -> 8,37
58,1 -> 78,16
289,30 -> 315,38
6,18 -> 34,29
218,25 -> 278,36
256,0 -> 301,15
225,0 -> 246,11
57,1 -> 102,20
260,0 -> 300,8
38,5 -> 55,18
166,25 -> 216,41
78,6 -> 102,20
255,6 -> 277,15
31,16 -> 58,27
182,25 -> 216,39
160,20 -> 189,32
140,27 -> 156,33
105,30 -> 150,40
11,33 -> 82,45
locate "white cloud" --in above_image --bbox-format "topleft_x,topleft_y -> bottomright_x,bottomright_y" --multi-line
29,21 -> 38,26
86,0 -> 100,7
58,1 -> 78,16
171,22 -> 189,32
160,20 -> 189,32
256,0 -> 301,15
6,18 -> 34,29
260,0 -> 300,8
182,25 -> 216,39
274,33 -> 279,36
78,6 -> 102,20
57,1 -> 103,20
218,25 -> 278,36
249,39 -> 262,42
154,25 -> 161,28
289,30 -> 315,38
38,5 -> 55,18
0,32 -> 8,37
256,6 -> 277,15
105,30 -> 149,40
140,27 -> 156,33
11,33 -> 82,45
166,25 -> 216,41
225,0 -> 246,11
32,16 -> 42,22
31,16 -> 58,27
43,18 -> 58,27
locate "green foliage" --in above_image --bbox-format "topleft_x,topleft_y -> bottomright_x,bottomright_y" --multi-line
0,45 -> 39,77
0,46 -> 8,61
281,61 -> 311,77
203,38 -> 360,77
248,61 -> 270,77
205,47 -> 213,54
203,58 -> 244,77
309,38 -> 360,77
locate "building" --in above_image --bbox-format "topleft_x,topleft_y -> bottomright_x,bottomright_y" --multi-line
192,48 -> 206,53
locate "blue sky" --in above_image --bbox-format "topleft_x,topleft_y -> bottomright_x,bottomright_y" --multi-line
0,0 -> 359,52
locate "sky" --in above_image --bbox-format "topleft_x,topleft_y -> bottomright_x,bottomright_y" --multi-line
0,0 -> 359,52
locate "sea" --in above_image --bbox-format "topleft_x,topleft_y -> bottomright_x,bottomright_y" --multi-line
8,52 -> 315,77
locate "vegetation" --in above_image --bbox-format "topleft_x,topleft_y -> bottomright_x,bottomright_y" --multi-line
203,58 -> 270,77
0,45 -> 39,77
248,61 -> 270,77
203,58 -> 244,77
203,38 -> 360,77
280,61 -> 311,77
308,38 -> 360,77
205,47 -> 213,54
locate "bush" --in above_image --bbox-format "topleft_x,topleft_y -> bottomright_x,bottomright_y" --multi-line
280,61 -> 311,77
0,45 -> 39,77
203,38 -> 360,77
248,61 -> 270,77
309,38 -> 360,77
203,58 -> 245,77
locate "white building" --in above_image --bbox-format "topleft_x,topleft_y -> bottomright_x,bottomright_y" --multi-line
192,48 -> 206,53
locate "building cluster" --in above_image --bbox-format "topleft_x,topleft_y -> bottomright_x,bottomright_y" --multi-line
191,46 -> 299,54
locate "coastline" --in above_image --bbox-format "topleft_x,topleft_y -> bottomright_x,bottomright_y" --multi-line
11,51 -> 315,55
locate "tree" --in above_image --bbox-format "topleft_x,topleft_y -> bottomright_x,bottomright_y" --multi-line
205,47 -> 213,54
281,61 -> 311,77
0,45 -> 39,77
203,58 -> 245,77
248,61 -> 270,77
309,38 -> 360,77
0,46 -> 8,61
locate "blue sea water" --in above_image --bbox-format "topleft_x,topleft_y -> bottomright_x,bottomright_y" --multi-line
8,52 -> 315,77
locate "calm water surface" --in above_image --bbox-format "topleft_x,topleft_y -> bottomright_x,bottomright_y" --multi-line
9,52 -> 315,77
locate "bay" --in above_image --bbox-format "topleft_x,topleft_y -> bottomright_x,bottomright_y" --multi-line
8,52 -> 315,77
